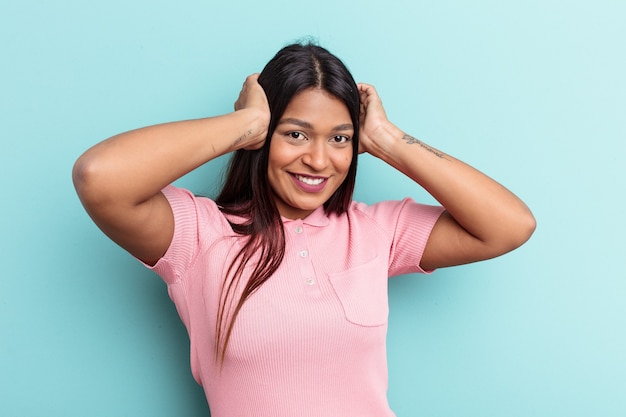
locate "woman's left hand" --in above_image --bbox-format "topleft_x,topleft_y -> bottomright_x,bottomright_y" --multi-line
356,82 -> 536,270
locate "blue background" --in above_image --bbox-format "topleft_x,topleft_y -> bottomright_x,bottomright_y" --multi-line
1,0 -> 624,415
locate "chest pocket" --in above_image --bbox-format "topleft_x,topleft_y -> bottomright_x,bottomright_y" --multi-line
328,257 -> 389,327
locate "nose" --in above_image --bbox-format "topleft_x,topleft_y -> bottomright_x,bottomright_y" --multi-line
302,140 -> 328,171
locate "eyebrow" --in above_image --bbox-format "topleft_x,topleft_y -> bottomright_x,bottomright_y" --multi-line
278,118 -> 354,132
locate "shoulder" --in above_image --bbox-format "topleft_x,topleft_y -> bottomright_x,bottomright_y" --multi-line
326,199 -> 415,241
349,198 -> 444,226
344,198 -> 445,249
350,198 -> 407,217
162,185 -> 222,214
161,185 -> 237,235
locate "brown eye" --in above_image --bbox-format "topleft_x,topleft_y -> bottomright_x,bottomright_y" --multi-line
331,135 -> 350,144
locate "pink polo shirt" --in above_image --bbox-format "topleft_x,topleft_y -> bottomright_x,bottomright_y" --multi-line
146,185 -> 444,417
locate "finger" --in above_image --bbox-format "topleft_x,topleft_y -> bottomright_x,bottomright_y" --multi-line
358,85 -> 375,107
246,73 -> 261,86
357,83 -> 376,95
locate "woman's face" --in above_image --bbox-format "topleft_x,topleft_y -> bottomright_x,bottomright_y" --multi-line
268,88 -> 354,219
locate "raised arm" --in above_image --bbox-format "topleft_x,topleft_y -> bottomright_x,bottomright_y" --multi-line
357,83 -> 536,270
72,74 -> 269,265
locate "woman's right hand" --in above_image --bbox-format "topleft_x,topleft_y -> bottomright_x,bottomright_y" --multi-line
234,73 -> 270,150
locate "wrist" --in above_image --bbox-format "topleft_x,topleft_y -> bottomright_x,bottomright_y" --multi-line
233,108 -> 269,149
363,121 -> 404,161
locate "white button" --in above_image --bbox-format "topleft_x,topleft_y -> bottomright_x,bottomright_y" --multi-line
299,250 -> 308,258
294,226 -> 303,234
306,278 -> 315,285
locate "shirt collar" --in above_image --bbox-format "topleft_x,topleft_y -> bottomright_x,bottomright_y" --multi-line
281,206 -> 330,227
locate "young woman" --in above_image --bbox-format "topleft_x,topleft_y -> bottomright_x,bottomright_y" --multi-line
73,43 -> 535,416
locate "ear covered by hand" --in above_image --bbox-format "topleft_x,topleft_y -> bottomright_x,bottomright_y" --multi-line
234,73 -> 271,150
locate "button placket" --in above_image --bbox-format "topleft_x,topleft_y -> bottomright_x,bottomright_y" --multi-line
290,221 -> 320,294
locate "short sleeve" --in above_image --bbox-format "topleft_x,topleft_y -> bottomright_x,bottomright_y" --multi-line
354,198 -> 444,276
142,185 -> 228,285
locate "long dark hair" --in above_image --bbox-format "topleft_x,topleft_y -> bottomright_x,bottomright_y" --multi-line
214,43 -> 360,363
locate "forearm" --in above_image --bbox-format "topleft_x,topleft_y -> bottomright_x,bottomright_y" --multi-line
370,122 -> 535,249
73,108 -> 266,206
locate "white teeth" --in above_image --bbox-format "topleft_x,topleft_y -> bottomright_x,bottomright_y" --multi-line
296,175 -> 324,186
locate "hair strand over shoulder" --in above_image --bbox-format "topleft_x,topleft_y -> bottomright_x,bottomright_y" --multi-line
214,42 -> 361,364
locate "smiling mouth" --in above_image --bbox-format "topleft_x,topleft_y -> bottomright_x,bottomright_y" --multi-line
294,174 -> 325,186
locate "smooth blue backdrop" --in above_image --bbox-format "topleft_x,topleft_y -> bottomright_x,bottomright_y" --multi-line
1,0 -> 624,416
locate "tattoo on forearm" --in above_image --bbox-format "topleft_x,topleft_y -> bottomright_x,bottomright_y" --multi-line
232,129 -> 253,149
402,134 -> 448,159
